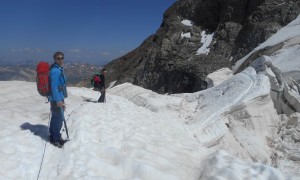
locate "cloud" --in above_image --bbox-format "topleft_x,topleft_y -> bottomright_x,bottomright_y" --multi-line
11,49 -> 24,53
35,48 -> 43,53
101,52 -> 109,56
119,50 -> 128,54
10,48 -> 44,53
69,49 -> 82,53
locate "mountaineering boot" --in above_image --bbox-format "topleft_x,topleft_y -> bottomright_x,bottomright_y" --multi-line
52,141 -> 63,148
49,136 -> 68,148
49,135 -> 54,144
51,139 -> 68,148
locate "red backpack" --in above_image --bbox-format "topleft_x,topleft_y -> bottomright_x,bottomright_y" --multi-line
94,75 -> 101,84
91,73 -> 101,87
36,62 -> 51,96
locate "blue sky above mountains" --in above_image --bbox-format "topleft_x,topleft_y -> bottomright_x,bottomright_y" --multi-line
0,0 -> 176,65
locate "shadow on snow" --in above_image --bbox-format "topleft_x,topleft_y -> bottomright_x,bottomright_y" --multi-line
20,122 -> 49,142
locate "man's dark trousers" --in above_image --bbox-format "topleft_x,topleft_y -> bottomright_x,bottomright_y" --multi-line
98,91 -> 106,103
49,101 -> 64,142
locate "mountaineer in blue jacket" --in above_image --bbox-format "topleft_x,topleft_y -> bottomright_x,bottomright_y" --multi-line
49,51 -> 68,148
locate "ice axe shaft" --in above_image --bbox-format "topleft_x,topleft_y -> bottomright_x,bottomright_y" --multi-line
60,108 -> 69,139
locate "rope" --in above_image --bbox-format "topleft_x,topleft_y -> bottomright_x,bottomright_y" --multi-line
62,102 -> 86,128
36,113 -> 51,180
36,101 -> 86,180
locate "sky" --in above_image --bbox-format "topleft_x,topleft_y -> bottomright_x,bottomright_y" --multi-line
0,0 -> 176,66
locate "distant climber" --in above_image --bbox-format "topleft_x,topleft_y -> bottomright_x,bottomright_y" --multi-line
93,68 -> 107,103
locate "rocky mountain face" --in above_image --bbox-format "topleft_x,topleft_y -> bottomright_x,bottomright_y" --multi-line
0,63 -> 102,87
104,0 -> 300,94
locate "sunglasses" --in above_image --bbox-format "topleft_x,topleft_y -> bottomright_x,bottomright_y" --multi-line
56,57 -> 64,60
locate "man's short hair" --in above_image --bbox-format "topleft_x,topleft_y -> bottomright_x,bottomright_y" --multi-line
102,68 -> 107,72
53,52 -> 64,59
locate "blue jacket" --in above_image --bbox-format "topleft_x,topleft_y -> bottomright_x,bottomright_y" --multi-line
49,63 -> 68,102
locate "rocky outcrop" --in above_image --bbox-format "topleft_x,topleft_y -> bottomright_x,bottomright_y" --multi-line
104,0 -> 300,94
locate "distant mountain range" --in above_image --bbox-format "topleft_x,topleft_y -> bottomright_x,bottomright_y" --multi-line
0,62 -> 102,87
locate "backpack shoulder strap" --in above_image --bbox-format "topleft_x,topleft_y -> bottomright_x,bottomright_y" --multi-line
49,64 -> 65,83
